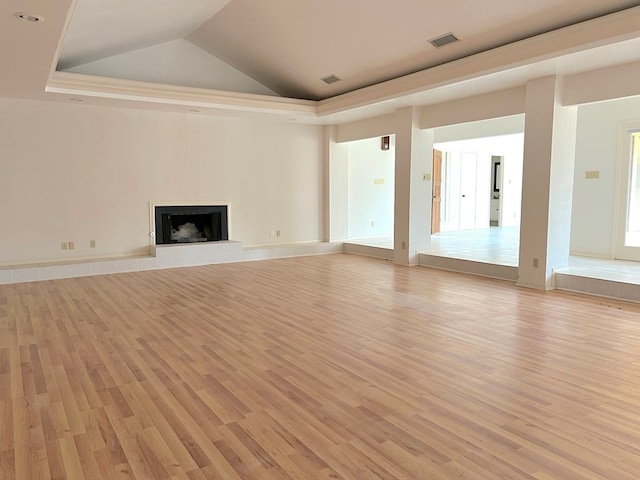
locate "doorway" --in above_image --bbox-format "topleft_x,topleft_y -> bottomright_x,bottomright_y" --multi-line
434,133 -> 523,232
459,152 -> 481,229
490,156 -> 503,226
431,149 -> 442,234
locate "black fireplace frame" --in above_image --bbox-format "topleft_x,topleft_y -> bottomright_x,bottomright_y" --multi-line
154,205 -> 228,245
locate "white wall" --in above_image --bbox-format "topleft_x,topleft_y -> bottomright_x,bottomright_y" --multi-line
336,114 -> 395,143
564,60 -> 640,107
347,136 -> 395,238
500,135 -> 525,228
570,95 -> 640,257
422,88 -> 526,129
65,39 -> 277,96
0,98 -> 324,265
434,115 -> 525,143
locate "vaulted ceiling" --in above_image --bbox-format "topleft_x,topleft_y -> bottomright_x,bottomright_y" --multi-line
2,0 -> 640,123
57,0 -> 640,100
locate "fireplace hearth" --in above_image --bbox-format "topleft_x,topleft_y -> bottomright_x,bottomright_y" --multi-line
155,205 -> 228,245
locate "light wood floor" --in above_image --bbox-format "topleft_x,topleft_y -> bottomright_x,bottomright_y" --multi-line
1,254 -> 640,479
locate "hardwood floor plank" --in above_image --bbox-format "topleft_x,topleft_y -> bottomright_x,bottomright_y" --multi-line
0,448 -> 16,480
44,440 -> 66,480
322,441 -> 397,480
349,436 -> 444,480
0,400 -> 13,452
86,406 -> 128,465
58,435 -> 85,480
103,405 -> 157,480
92,447 -> 124,480
239,410 -> 323,469
12,396 -> 32,480
138,379 -> 248,479
1,254 -> 640,478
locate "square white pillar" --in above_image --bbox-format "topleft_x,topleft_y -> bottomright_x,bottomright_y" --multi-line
394,107 -> 434,265
326,125 -> 349,242
518,76 -> 577,289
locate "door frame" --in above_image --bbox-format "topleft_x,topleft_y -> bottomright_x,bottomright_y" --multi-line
613,119 -> 640,261
431,149 -> 442,234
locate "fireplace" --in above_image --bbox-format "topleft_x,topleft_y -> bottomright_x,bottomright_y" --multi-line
154,205 -> 228,245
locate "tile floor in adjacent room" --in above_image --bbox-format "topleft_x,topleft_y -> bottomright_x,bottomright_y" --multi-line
347,226 -> 640,286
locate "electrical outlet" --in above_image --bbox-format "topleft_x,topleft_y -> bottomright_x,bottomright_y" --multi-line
401,241 -> 406,250
90,240 -> 96,248
423,173 -> 431,181
61,242 -> 68,251
585,170 -> 600,179
532,257 -> 539,268
68,241 -> 75,250
276,230 -> 281,237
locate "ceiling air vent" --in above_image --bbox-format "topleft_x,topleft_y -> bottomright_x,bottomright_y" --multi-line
321,74 -> 341,85
430,33 -> 459,48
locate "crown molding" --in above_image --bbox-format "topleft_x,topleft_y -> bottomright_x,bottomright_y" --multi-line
46,72 -> 318,117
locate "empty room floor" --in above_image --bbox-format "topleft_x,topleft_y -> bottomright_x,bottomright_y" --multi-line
1,253 -> 639,479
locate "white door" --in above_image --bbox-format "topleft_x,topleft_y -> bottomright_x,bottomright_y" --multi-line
459,152 -> 477,230
615,123 -> 640,261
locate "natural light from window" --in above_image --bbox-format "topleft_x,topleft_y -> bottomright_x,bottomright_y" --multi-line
626,131 -> 640,247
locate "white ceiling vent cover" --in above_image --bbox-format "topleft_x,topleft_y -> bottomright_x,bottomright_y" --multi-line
321,74 -> 341,84
430,33 -> 459,48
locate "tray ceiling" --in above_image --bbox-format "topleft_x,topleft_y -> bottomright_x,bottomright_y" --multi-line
56,0 -> 640,100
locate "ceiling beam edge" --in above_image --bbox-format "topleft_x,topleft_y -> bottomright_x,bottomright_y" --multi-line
316,5 -> 640,117
45,72 -> 318,116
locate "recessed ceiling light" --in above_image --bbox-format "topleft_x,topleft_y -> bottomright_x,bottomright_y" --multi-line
68,97 -> 84,102
15,12 -> 44,23
188,108 -> 200,113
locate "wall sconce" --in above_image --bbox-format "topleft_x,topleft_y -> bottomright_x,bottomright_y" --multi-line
381,136 -> 390,151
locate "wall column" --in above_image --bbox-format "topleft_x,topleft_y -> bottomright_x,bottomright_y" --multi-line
518,76 -> 577,289
394,107 -> 434,265
325,125 -> 349,242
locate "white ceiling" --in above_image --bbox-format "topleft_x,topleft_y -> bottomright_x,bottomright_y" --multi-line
2,0 -> 640,124
57,0 -> 232,70
186,0 -> 640,99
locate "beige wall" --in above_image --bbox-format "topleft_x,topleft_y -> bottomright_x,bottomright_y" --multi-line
0,98 -> 325,265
